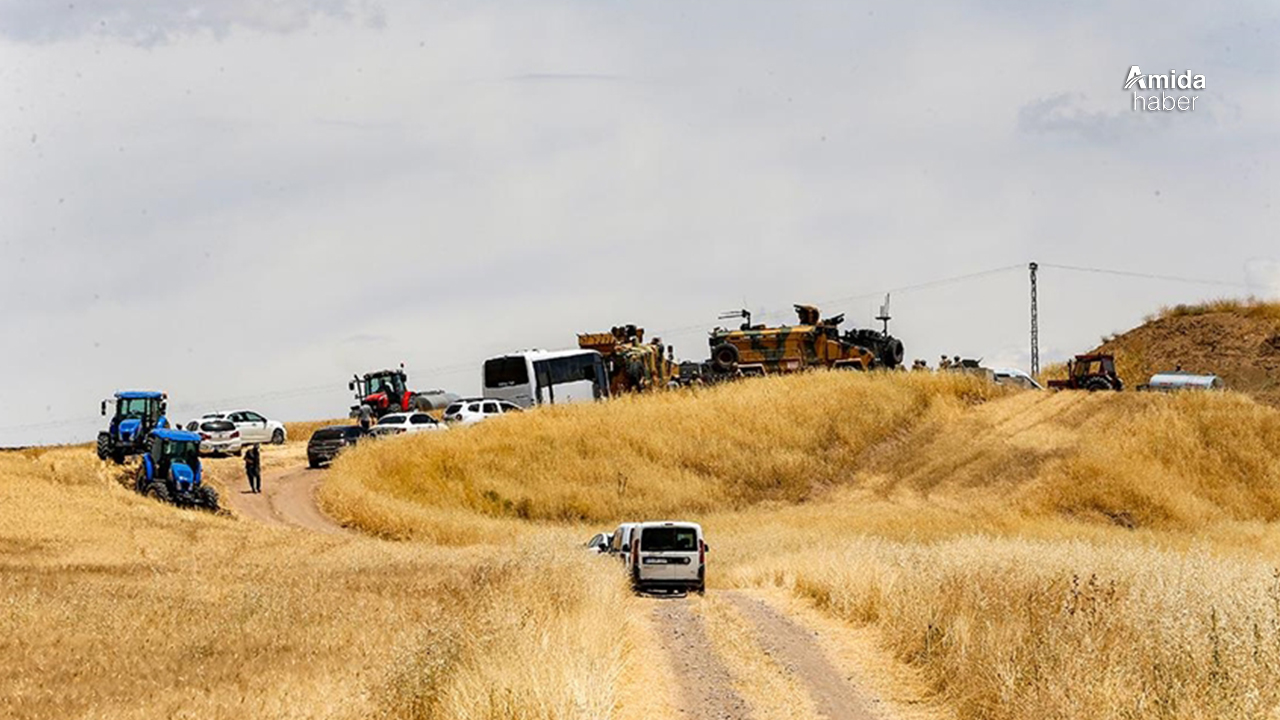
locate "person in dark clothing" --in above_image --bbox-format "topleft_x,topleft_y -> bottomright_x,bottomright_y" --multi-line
245,444 -> 262,493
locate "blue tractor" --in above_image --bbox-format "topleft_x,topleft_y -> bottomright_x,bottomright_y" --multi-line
97,391 -> 170,464
135,428 -> 220,511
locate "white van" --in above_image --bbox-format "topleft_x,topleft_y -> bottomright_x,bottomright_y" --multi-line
627,521 -> 706,595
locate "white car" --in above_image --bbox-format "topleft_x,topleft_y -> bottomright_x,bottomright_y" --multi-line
184,418 -> 243,456
627,521 -> 707,595
202,409 -> 287,445
370,411 -> 448,437
991,368 -> 1044,390
442,398 -> 522,425
585,532 -> 612,553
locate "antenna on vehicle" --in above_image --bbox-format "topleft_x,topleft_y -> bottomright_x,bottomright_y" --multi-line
876,294 -> 892,334
719,308 -> 751,328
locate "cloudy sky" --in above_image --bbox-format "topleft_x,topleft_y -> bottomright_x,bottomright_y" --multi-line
1,0 -> 1277,445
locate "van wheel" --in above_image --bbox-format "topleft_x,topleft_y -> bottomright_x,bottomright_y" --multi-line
695,583 -> 706,596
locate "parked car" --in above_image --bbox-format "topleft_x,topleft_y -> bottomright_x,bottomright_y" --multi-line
183,418 -> 243,456
202,409 -> 288,445
306,425 -> 367,468
442,398 -> 522,425
370,411 -> 448,437
627,521 -> 707,595
991,367 -> 1043,390
607,522 -> 638,559
585,532 -> 612,552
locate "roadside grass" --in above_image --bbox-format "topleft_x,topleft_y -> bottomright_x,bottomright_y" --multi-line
0,448 -> 636,720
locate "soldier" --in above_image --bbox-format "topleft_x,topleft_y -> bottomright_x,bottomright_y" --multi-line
953,355 -> 962,368
244,444 -> 262,494
939,355 -> 951,370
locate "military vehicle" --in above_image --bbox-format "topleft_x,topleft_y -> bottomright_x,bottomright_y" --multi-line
706,304 -> 904,377
577,325 -> 678,394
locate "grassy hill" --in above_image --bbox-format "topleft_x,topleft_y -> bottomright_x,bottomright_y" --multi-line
1090,298 -> 1280,407
322,369 -> 1280,719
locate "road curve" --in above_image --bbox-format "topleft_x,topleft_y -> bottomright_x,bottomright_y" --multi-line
223,463 -> 346,534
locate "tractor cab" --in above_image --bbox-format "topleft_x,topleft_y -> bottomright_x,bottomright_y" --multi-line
136,428 -> 218,511
98,391 -> 169,464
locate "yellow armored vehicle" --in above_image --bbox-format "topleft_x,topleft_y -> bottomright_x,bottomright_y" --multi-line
577,325 -> 678,394
707,304 -> 904,376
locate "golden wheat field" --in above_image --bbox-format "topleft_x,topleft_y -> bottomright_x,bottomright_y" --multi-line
5,370 -> 1280,719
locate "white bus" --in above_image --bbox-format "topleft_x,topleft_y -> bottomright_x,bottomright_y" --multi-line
482,349 -> 609,408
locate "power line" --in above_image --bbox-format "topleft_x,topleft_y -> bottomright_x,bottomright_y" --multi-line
1040,263 -> 1253,289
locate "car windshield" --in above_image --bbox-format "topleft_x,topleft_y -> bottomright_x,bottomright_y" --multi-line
118,398 -> 151,417
379,416 -> 406,424
200,421 -> 234,432
445,403 -> 462,415
641,527 -> 698,552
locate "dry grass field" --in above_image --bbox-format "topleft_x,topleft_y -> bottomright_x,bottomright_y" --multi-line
4,363 -> 1280,719
323,371 -> 1280,720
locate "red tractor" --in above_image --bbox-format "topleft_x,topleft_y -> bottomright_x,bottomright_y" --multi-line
1047,353 -> 1124,392
349,365 -> 452,418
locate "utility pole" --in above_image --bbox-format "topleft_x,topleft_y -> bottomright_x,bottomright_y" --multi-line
1029,262 -> 1039,377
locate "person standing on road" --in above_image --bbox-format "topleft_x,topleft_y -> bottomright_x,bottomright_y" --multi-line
358,404 -> 373,431
245,444 -> 262,494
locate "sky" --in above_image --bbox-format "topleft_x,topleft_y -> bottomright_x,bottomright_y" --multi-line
1,0 -> 1278,445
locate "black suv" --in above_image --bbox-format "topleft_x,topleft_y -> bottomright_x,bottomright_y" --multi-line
307,425 -> 367,468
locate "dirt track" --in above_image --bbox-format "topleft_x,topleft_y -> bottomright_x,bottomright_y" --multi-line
222,463 -> 346,534
650,591 -> 895,720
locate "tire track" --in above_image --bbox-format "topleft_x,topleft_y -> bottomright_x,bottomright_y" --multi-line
725,592 -> 882,720
651,598 -> 755,720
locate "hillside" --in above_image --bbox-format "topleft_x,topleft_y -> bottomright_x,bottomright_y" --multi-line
1092,299 -> 1280,406
7,370 -> 1280,720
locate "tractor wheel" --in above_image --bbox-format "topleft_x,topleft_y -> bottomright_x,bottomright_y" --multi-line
135,464 -> 149,494
111,448 -> 126,465
96,433 -> 110,460
145,481 -> 171,506
194,485 -> 220,512
1083,377 -> 1114,392
710,343 -> 739,372
271,429 -> 285,445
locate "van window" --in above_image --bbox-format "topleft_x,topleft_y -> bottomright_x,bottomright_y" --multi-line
640,527 -> 698,552
483,402 -> 499,414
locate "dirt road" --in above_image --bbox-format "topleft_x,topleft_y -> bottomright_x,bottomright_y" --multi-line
222,463 -> 346,534
648,590 -> 908,720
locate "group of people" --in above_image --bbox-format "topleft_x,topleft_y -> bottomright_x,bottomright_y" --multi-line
910,355 -> 966,371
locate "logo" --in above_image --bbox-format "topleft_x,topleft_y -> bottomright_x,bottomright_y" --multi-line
1126,66 -> 1206,112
